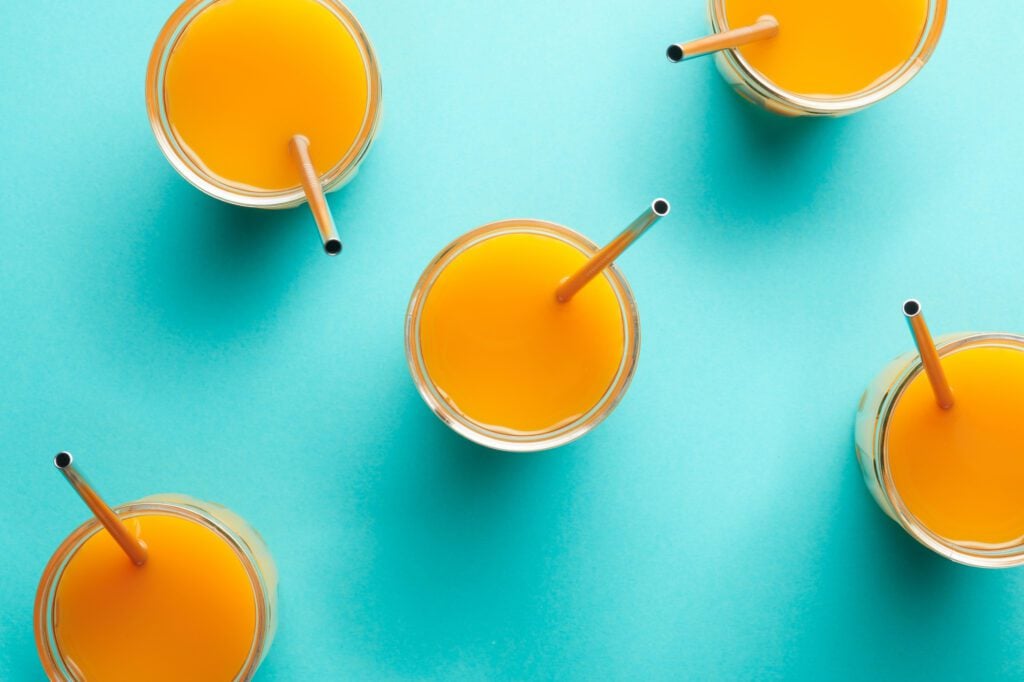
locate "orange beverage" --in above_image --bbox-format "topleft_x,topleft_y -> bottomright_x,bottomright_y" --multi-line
855,333 -> 1024,567
36,495 -> 277,680
887,346 -> 1024,547
406,220 -> 640,451
705,0 -> 945,115
147,0 -> 381,206
724,0 -> 928,96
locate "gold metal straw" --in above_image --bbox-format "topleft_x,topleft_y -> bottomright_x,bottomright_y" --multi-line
555,199 -> 671,304
903,299 -> 955,410
667,15 -> 779,62
54,452 -> 148,566
289,134 -> 342,256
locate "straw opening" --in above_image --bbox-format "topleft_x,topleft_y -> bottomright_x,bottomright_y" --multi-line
666,45 -> 684,63
54,452 -> 72,469
903,299 -> 921,317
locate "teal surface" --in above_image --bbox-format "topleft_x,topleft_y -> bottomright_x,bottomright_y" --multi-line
3,0 -> 1024,679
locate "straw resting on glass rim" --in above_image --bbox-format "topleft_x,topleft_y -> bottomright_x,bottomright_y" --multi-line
54,452 -> 148,566
667,15 -> 779,63
903,299 -> 955,410
555,199 -> 671,303
289,134 -> 343,256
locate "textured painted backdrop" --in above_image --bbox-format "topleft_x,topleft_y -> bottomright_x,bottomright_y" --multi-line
3,1 -> 1024,679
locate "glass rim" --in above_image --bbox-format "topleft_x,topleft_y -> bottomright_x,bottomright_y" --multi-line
404,219 -> 641,452
873,332 -> 1024,568
34,498 -> 274,680
144,0 -> 383,209
709,0 -> 947,115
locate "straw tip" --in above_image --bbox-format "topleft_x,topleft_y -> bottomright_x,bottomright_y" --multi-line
54,452 -> 72,469
652,198 -> 671,216
666,45 -> 684,63
324,239 -> 342,256
903,299 -> 922,317
288,134 -> 311,155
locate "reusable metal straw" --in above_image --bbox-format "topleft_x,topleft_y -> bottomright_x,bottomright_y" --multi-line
903,299 -> 955,410
555,199 -> 670,304
54,452 -> 148,566
667,15 -> 779,62
290,134 -> 343,256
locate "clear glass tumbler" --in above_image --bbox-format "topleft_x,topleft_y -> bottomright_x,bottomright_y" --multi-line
145,0 -> 383,208
34,494 -> 278,680
707,0 -> 946,116
405,220 -> 641,452
854,332 -> 1024,567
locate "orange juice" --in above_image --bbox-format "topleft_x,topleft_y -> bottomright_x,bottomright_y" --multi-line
415,226 -> 631,437
724,0 -> 929,96
36,497 -> 276,681
886,346 -> 1024,548
163,0 -> 371,191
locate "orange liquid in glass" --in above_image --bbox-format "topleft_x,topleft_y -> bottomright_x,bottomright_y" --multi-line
724,0 -> 928,96
887,346 -> 1024,548
164,0 -> 369,191
53,514 -> 257,681
419,232 -> 627,434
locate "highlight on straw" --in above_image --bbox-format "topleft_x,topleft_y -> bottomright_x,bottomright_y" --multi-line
902,299 -> 955,410
556,198 -> 671,304
289,134 -> 343,257
667,15 -> 779,63
54,452 -> 148,566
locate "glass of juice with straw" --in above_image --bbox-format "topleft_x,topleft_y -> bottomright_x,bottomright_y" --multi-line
146,0 -> 382,254
406,199 -> 670,452
35,453 -> 278,680
666,0 -> 946,115
855,301 -> 1024,567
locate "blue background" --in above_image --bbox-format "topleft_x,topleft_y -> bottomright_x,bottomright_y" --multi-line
3,1 -> 1024,679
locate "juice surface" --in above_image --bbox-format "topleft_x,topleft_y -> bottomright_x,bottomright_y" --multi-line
887,346 -> 1024,548
724,0 -> 928,96
53,514 -> 257,681
164,0 -> 369,191
419,231 -> 628,434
